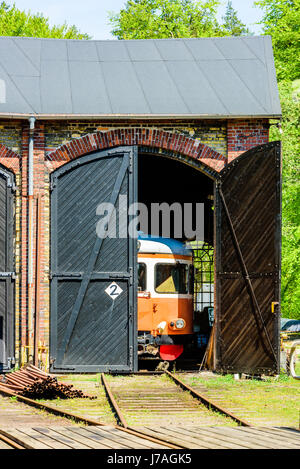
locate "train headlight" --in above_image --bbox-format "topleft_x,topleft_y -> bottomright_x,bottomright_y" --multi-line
175,319 -> 186,330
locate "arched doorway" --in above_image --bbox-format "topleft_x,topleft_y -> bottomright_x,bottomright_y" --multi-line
49,139 -> 281,375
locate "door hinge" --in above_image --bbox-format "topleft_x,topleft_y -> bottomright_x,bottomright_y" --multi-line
129,267 -> 133,286
50,179 -> 57,191
109,272 -> 130,280
129,346 -> 133,366
50,272 -> 82,280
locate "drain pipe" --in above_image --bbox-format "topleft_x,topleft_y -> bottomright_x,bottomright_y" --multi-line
28,116 -> 35,362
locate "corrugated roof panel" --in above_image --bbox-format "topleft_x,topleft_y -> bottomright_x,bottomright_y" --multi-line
241,36 -> 266,62
165,61 -> 228,114
198,60 -> 267,115
213,37 -> 257,60
67,40 -> 98,62
101,61 -> 150,113
229,59 -> 271,112
184,38 -> 225,60
41,39 -> 68,61
13,75 -> 41,113
264,37 -> 282,115
154,39 -> 194,61
0,36 -> 281,117
0,63 -> 34,113
134,61 -> 189,114
126,40 -> 161,61
0,37 -> 39,76
69,61 -> 112,114
40,60 -> 72,113
12,37 -> 41,72
97,41 -> 130,61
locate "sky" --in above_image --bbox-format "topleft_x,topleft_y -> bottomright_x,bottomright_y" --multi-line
9,0 -> 264,39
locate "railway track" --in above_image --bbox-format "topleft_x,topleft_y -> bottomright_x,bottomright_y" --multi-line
101,371 -> 250,429
0,385 -> 180,449
0,370 -> 299,449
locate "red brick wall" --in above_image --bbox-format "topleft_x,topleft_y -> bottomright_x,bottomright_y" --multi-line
227,119 -> 269,163
0,118 -> 270,367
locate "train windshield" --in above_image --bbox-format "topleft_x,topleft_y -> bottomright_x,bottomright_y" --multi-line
155,263 -> 189,294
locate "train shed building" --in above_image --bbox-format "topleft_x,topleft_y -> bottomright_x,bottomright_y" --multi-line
0,35 -> 282,375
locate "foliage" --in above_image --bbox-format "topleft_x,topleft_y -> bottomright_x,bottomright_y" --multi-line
222,1 -> 252,36
109,0 -> 234,39
255,0 -> 300,81
0,1 -> 90,39
256,0 -> 300,319
269,81 -> 300,319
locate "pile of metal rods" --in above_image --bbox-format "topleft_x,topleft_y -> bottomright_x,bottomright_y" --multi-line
0,365 -> 96,400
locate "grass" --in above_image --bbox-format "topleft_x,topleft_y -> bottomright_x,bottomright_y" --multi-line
36,374 -> 115,425
27,371 -> 300,429
179,372 -> 300,428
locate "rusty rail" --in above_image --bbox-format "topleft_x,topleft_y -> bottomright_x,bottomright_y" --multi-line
0,430 -> 26,449
101,373 -> 128,428
165,370 -> 251,427
101,373 -> 182,449
0,373 -> 181,449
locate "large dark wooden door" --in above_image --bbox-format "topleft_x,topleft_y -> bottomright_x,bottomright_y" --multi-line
50,147 -> 138,372
215,141 -> 281,375
0,166 -> 14,372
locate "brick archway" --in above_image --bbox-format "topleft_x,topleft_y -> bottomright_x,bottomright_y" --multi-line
0,144 -> 20,173
46,128 -> 226,173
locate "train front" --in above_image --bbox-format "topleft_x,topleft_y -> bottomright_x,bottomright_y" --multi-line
137,235 -> 194,362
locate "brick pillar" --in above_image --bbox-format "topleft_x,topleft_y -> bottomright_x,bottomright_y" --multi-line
20,121 -> 47,366
227,119 -> 269,163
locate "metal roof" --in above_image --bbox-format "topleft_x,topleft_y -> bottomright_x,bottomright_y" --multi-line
0,35 -> 281,119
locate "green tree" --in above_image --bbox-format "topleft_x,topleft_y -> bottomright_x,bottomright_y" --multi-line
269,81 -> 300,319
0,2 -> 90,39
221,1 -> 251,36
255,0 -> 300,81
256,0 -> 300,319
109,0 -> 224,39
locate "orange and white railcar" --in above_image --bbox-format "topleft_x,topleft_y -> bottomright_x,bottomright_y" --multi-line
137,235 -> 194,361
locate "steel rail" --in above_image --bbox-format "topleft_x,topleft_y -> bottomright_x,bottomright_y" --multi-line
101,373 -> 128,428
165,371 -> 251,427
0,385 -> 106,426
100,373 -> 182,449
0,383 -> 181,449
0,430 -> 26,449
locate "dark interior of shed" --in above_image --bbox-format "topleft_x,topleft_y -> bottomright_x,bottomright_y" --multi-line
138,153 -> 214,243
137,153 -> 215,369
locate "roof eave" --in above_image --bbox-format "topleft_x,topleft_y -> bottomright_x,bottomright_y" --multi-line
0,113 -> 282,120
